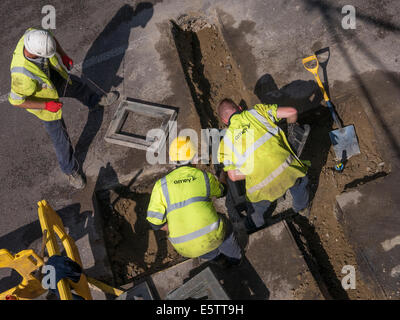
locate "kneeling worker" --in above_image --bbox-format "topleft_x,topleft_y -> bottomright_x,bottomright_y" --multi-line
147,136 -> 242,267
217,99 -> 310,233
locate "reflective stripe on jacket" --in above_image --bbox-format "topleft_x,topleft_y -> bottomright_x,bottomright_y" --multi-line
8,28 -> 69,121
147,166 -> 225,258
218,104 -> 307,202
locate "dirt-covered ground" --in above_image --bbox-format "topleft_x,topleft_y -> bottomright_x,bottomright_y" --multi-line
97,176 -> 185,286
171,15 -> 387,299
292,93 -> 387,299
97,15 -> 387,299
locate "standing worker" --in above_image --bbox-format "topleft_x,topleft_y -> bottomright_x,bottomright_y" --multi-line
147,136 -> 242,267
8,27 -> 119,189
217,99 -> 310,233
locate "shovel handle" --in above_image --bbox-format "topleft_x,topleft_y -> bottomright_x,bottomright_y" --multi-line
326,100 -> 342,129
303,55 -> 342,128
302,55 -> 319,73
302,55 -> 330,102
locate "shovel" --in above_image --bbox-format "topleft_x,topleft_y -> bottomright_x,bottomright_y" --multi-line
302,54 -> 360,164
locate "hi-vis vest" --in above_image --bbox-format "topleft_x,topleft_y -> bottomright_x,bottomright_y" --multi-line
147,166 -> 225,258
218,104 -> 308,203
8,28 -> 70,121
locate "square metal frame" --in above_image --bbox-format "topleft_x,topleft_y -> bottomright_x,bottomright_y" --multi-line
105,99 -> 177,153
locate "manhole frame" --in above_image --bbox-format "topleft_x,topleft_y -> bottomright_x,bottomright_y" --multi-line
105,99 -> 178,152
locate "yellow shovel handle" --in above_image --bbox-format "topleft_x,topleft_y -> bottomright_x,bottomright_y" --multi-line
302,55 -> 330,102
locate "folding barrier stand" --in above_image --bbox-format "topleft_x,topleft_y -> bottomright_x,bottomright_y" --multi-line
37,200 -> 93,300
1,200 -> 126,300
0,249 -> 46,300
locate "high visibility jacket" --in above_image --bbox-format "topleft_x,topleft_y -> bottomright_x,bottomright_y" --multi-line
147,166 -> 226,258
8,28 -> 70,121
218,104 -> 308,203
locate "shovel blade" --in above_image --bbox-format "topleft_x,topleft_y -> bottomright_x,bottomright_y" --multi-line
329,125 -> 361,160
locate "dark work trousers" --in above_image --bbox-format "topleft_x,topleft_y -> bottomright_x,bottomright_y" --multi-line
42,68 -> 101,175
199,221 -> 242,262
248,175 -> 310,228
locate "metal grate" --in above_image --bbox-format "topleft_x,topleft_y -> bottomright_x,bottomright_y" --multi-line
105,99 -> 177,153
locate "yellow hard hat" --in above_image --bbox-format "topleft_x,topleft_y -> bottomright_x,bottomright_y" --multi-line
169,136 -> 197,162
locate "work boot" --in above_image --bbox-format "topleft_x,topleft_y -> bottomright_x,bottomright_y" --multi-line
297,200 -> 313,219
67,170 -> 86,190
225,256 -> 244,268
97,91 -> 120,107
298,207 -> 310,219
243,216 -> 260,234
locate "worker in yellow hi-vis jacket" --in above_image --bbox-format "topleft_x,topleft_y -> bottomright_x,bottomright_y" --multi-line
147,136 -> 242,268
217,98 -> 310,233
8,27 -> 118,189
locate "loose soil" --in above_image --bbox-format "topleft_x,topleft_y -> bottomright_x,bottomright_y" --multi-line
294,93 -> 388,299
172,13 -> 257,130
97,176 -> 185,286
170,14 -> 386,299
99,14 -> 387,298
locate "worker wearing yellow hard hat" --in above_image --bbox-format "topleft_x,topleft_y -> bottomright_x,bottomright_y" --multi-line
147,136 -> 242,267
168,136 -> 197,163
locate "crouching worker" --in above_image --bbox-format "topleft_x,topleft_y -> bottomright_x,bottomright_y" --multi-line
146,136 -> 242,268
217,99 -> 310,233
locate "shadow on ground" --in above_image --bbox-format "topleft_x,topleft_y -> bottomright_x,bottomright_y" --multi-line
183,259 -> 270,300
170,20 -> 222,129
75,2 -> 155,168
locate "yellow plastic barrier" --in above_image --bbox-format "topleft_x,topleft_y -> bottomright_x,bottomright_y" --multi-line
37,200 -> 92,300
0,249 -> 46,300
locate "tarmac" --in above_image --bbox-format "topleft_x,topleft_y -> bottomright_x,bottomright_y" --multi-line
0,0 -> 399,299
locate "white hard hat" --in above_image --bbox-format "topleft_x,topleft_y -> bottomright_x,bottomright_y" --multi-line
24,29 -> 56,58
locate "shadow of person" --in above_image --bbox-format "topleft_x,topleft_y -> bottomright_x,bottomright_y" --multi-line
254,73 -> 322,114
74,3 -> 155,168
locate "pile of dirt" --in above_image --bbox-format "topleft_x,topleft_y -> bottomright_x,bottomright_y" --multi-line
97,181 -> 185,286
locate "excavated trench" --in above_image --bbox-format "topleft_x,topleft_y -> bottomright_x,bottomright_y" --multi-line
96,170 -> 185,286
98,14 -> 388,298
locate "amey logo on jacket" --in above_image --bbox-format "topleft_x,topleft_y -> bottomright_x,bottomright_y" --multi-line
173,176 -> 198,184
234,124 -> 250,141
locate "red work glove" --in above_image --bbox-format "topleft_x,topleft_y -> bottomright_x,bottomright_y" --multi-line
45,101 -> 63,113
61,54 -> 73,71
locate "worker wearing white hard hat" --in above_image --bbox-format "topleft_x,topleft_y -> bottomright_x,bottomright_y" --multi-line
9,28 -> 120,189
